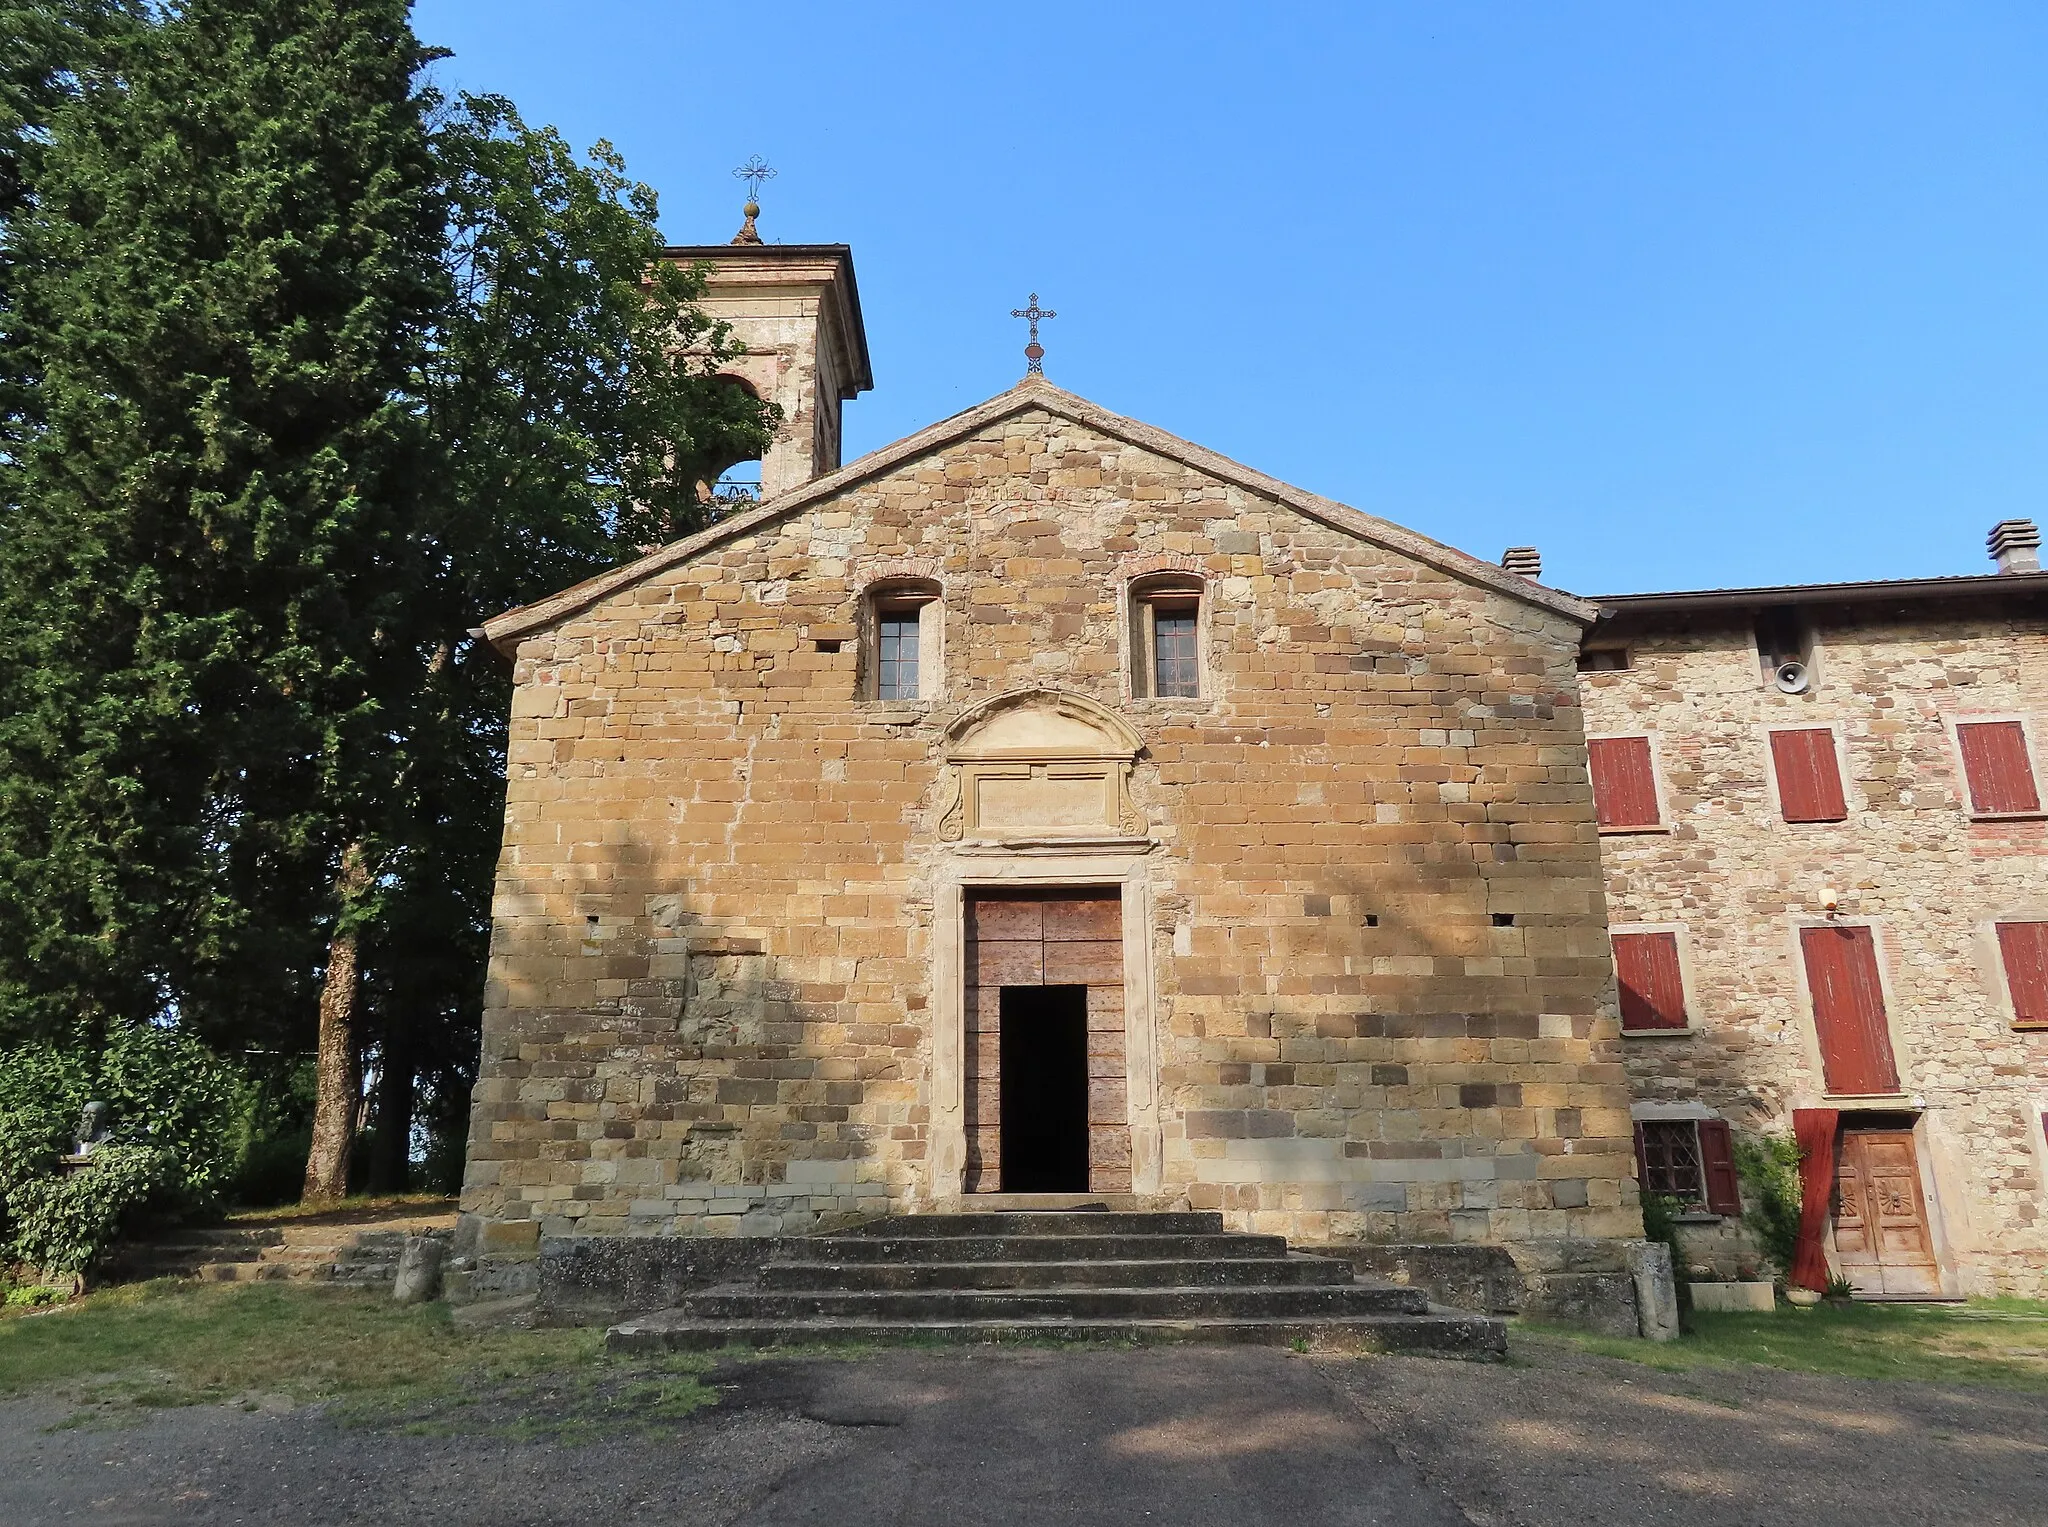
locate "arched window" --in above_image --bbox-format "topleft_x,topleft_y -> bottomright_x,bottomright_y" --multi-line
865,577 -> 943,702
696,375 -> 766,513
1127,573 -> 1204,700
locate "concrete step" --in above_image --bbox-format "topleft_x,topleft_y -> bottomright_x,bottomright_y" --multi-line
759,1254 -> 1357,1292
329,1263 -> 401,1279
196,1261 -> 296,1283
844,1211 -> 1225,1238
925,1194 -> 1177,1213
797,1233 -> 1291,1264
679,1283 -> 1432,1322
609,1310 -> 1506,1357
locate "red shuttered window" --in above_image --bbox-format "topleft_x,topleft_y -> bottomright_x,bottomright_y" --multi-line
1996,921 -> 2048,1028
1614,931 -> 1688,1030
1588,736 -> 1662,830
1800,924 -> 1900,1096
1696,1119 -> 1743,1217
1956,721 -> 2042,817
1770,728 -> 1848,823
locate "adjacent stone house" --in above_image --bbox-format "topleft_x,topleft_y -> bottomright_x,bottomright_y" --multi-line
1576,533 -> 2048,1297
456,242 -> 1647,1317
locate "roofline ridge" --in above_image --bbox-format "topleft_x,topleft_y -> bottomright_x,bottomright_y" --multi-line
479,381 -> 1593,654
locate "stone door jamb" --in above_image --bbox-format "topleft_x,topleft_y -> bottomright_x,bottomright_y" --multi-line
929,851 -> 1160,1201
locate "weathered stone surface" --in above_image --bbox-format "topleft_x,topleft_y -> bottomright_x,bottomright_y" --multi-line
461,383 -> 1642,1287
1315,1243 -> 1525,1315
392,1235 -> 447,1305
1624,1240 -> 1679,1341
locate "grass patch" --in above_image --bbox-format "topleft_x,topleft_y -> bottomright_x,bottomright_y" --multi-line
1518,1297 -> 2048,1391
225,1193 -> 457,1225
0,1279 -> 714,1437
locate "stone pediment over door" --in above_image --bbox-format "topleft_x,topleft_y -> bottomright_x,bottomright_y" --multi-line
937,689 -> 1148,850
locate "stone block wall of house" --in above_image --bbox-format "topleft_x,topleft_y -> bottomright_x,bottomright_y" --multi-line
459,394 -> 1644,1272
1580,599 -> 2048,1296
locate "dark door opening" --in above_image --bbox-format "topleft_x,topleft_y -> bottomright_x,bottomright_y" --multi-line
998,984 -> 1090,1192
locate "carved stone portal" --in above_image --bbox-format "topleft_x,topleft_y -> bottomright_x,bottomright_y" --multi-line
937,689 -> 1146,844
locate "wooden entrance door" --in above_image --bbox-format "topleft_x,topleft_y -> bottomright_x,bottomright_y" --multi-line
1831,1128 -> 1941,1297
964,891 -> 1128,1194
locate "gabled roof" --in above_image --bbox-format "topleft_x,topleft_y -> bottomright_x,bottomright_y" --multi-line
479,378 -> 1599,653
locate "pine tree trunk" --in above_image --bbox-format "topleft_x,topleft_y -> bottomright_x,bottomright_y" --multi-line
303,844 -> 370,1203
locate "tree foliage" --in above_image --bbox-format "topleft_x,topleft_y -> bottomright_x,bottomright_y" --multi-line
1734,1130 -> 1804,1276
0,1022 -> 246,1273
0,1 -> 774,1205
0,0 -> 445,1053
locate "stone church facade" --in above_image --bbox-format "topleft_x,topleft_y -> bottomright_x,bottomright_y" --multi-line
457,243 -> 1646,1301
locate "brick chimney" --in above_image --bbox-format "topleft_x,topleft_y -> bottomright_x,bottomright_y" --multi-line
1501,546 -> 1541,579
1989,519 -> 2041,574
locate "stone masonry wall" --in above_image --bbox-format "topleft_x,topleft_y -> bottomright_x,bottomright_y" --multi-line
1581,605 -> 2048,1295
462,403 -> 1642,1267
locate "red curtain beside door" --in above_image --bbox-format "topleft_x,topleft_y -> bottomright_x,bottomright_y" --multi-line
1790,1108 -> 1840,1292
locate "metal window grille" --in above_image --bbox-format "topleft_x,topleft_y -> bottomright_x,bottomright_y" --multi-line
878,612 -> 920,700
1152,607 -> 1198,698
1638,1121 -> 1706,1204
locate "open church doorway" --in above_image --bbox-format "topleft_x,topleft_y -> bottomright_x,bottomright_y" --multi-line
998,985 -> 1090,1190
964,890 -> 1129,1194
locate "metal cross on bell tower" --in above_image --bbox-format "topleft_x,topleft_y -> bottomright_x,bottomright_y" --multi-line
1010,292 -> 1056,376
731,155 -> 776,245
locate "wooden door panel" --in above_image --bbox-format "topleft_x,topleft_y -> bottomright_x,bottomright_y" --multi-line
1043,896 -> 1121,942
1831,1130 -> 1940,1296
1831,1138 -> 1876,1279
968,897 -> 1044,941
1044,939 -> 1123,985
967,938 -> 1044,986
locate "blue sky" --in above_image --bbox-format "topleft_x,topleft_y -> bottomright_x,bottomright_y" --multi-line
414,2 -> 2048,595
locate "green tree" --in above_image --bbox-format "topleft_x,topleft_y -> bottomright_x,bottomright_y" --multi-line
0,0 -> 444,1157
0,3 -> 773,1206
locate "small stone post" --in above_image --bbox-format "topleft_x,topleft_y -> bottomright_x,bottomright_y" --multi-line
393,1235 -> 448,1305
1625,1240 -> 1681,1342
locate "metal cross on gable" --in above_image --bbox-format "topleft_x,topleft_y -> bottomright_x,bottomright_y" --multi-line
731,155 -> 776,244
1011,292 -> 1057,376
733,154 -> 777,200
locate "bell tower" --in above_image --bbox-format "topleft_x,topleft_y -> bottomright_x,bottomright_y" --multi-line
664,225 -> 873,500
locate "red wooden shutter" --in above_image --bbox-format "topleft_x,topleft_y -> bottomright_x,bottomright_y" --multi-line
1996,921 -> 2048,1026
1697,1119 -> 1742,1216
1770,728 -> 1848,822
1614,931 -> 1687,1029
1588,736 -> 1661,829
1957,721 -> 2041,815
1800,925 -> 1900,1095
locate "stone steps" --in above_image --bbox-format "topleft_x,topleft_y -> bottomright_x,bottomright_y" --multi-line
680,1284 -> 1432,1322
844,1211 -> 1222,1237
759,1255 -> 1356,1291
785,1233 -> 1294,1263
109,1208 -> 454,1287
605,1210 -> 1506,1357
610,1311 -> 1504,1356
